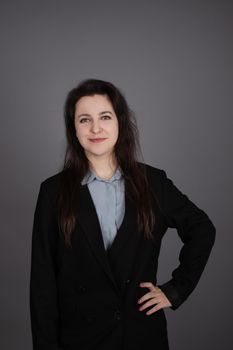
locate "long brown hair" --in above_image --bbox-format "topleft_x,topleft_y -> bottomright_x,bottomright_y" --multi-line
57,79 -> 155,248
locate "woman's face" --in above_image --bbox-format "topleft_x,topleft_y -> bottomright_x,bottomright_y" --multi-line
74,94 -> 119,162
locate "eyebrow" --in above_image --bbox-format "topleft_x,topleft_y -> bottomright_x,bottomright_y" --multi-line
77,111 -> 113,119
77,113 -> 91,119
99,111 -> 113,115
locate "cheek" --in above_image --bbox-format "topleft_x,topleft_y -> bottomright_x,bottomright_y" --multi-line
110,120 -> 119,137
114,124 -> 119,139
75,129 -> 86,146
75,124 -> 85,138
115,128 -> 119,140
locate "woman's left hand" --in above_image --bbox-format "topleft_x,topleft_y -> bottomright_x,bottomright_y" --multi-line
138,282 -> 172,315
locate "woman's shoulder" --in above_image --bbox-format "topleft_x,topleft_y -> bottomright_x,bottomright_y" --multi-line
138,162 -> 170,198
39,170 -> 65,199
139,161 -> 166,180
41,170 -> 64,186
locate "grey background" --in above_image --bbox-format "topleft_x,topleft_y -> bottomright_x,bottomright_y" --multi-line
0,0 -> 232,349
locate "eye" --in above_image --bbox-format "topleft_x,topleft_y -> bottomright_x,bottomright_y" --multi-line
79,118 -> 90,123
101,115 -> 111,120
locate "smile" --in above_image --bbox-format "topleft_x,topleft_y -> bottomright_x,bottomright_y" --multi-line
89,138 -> 107,143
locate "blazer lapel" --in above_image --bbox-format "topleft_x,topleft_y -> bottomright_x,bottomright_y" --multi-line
76,184 -> 119,293
76,184 -> 141,296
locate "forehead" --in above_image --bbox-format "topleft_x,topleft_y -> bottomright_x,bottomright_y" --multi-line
75,94 -> 114,113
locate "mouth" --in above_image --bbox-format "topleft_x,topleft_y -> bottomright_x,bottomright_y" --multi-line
89,138 -> 107,143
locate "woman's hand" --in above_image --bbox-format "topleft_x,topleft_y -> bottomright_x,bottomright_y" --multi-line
138,282 -> 172,315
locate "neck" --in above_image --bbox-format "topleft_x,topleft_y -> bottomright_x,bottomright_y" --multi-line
87,154 -> 118,180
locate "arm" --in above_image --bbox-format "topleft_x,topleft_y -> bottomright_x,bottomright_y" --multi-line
157,170 -> 216,310
30,182 -> 63,349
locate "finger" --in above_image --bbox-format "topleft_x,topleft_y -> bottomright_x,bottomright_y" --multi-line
147,298 -> 172,314
145,303 -> 163,315
138,291 -> 158,304
139,282 -> 156,290
138,298 -> 160,311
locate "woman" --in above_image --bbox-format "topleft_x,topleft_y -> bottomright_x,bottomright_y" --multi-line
30,79 -> 216,350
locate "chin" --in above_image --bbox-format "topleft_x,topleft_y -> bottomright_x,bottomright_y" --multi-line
86,147 -> 115,158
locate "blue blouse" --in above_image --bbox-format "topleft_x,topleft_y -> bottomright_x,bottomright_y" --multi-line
81,167 -> 125,250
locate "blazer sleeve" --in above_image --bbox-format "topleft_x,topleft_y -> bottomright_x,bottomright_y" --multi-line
156,169 -> 216,310
30,182 -> 63,350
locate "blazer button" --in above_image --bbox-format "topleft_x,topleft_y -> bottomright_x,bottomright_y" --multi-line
125,279 -> 131,284
114,310 -> 121,321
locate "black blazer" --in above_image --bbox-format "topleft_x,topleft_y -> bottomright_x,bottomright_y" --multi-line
30,163 -> 216,350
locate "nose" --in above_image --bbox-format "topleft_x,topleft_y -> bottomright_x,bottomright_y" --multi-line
91,120 -> 102,134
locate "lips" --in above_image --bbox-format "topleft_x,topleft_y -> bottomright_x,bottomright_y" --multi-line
89,138 -> 107,143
